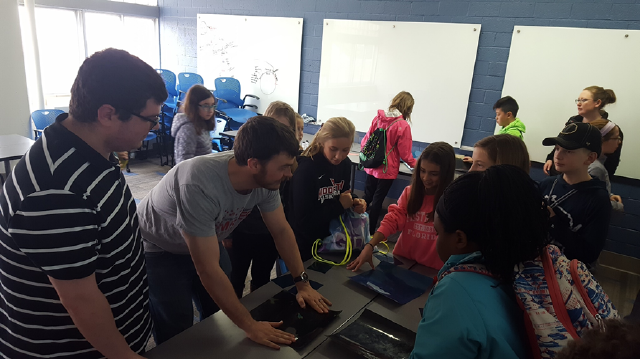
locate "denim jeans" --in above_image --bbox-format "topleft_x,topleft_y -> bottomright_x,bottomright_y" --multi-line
145,241 -> 231,345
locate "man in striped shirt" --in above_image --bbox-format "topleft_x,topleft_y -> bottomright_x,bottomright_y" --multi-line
0,49 -> 167,358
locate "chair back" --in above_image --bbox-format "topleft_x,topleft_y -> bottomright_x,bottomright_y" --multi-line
214,77 -> 244,109
177,72 -> 204,95
31,109 -> 64,138
156,69 -> 178,97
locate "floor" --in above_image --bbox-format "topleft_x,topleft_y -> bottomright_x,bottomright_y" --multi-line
125,157 -> 640,351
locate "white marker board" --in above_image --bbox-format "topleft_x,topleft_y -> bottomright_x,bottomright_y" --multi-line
502,26 -> 640,179
318,20 -> 481,147
197,14 -> 303,114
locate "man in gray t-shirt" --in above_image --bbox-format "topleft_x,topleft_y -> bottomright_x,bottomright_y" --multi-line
139,150 -> 281,255
138,117 -> 331,349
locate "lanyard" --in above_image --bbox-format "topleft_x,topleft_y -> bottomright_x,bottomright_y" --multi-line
546,178 -> 577,209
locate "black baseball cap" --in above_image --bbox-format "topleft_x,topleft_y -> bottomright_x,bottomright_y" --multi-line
542,122 -> 602,157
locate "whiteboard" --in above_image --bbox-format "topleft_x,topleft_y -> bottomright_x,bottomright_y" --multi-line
197,14 -> 303,114
502,26 -> 640,179
317,20 -> 481,147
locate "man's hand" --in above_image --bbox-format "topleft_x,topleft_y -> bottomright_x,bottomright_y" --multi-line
611,195 -> 622,203
543,160 -> 553,175
346,244 -> 374,272
547,206 -> 556,218
295,285 -> 332,313
244,321 -> 296,350
353,198 -> 367,214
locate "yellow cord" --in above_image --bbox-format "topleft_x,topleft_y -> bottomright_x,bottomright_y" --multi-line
312,216 -> 353,266
311,216 -> 390,265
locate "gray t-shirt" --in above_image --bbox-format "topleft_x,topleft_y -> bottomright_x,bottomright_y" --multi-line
137,151 -> 281,254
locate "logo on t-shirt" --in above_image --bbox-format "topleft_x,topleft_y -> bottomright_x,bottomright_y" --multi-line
216,208 -> 253,236
318,179 -> 344,204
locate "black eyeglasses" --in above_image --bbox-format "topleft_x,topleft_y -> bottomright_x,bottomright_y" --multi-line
129,112 -> 161,128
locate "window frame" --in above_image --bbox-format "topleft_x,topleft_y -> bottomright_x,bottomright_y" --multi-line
18,0 -> 160,110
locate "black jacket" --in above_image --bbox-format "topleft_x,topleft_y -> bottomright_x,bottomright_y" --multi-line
539,175 -> 612,264
288,152 -> 353,261
546,115 -> 623,176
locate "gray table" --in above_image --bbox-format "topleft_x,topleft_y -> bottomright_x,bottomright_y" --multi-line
147,258 -> 382,359
306,263 -> 437,359
0,134 -> 35,183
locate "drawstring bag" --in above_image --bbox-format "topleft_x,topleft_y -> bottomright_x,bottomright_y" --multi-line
359,119 -> 401,173
312,210 -> 386,265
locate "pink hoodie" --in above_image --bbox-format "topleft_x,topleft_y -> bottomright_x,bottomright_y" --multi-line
377,186 -> 444,270
361,109 -> 417,179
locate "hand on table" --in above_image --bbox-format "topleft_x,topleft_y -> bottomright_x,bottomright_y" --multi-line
295,285 -> 332,314
346,243 -> 374,272
543,160 -> 553,175
611,195 -> 622,203
353,198 -> 367,214
245,320 -> 296,350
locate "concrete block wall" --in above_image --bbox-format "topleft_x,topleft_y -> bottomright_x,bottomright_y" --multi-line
159,0 -> 640,259
158,0 -> 640,148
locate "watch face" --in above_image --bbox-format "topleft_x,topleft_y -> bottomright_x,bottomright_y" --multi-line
301,272 -> 309,282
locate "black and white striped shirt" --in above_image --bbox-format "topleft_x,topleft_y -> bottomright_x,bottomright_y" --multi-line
0,116 -> 151,358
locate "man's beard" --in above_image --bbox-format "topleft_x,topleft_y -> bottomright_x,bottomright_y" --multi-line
253,168 -> 281,191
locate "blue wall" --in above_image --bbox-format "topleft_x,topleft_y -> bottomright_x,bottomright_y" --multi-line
158,0 -> 640,259
158,0 -> 640,147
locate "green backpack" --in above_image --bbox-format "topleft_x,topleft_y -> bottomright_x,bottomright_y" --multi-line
358,119 -> 401,172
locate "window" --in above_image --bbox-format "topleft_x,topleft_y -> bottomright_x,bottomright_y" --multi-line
19,5 -> 159,112
35,8 -> 84,96
19,7 -> 84,109
85,12 -> 124,57
123,16 -> 159,68
109,0 -> 158,5
85,12 -> 159,68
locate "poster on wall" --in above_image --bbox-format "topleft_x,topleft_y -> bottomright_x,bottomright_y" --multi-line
197,14 -> 303,114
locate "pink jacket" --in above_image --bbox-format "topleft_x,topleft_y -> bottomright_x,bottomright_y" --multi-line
361,109 -> 417,179
377,186 -> 444,270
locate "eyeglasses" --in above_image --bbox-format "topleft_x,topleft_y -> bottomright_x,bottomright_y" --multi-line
607,136 -> 622,143
199,104 -> 217,111
575,99 -> 590,104
129,112 -> 161,129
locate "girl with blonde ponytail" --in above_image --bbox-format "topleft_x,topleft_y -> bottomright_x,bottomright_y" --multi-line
289,117 -> 366,261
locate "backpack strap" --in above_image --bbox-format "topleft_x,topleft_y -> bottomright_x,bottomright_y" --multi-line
386,118 -> 402,130
436,263 -> 494,286
514,295 -> 543,359
542,248 -> 580,340
381,119 -> 403,174
570,259 -> 599,319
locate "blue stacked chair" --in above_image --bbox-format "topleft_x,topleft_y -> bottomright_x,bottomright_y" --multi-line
31,109 -> 64,139
177,72 -> 205,106
156,69 -> 178,114
155,70 -> 184,167
214,77 -> 260,129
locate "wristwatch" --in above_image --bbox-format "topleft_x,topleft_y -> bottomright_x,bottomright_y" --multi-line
293,271 -> 309,284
